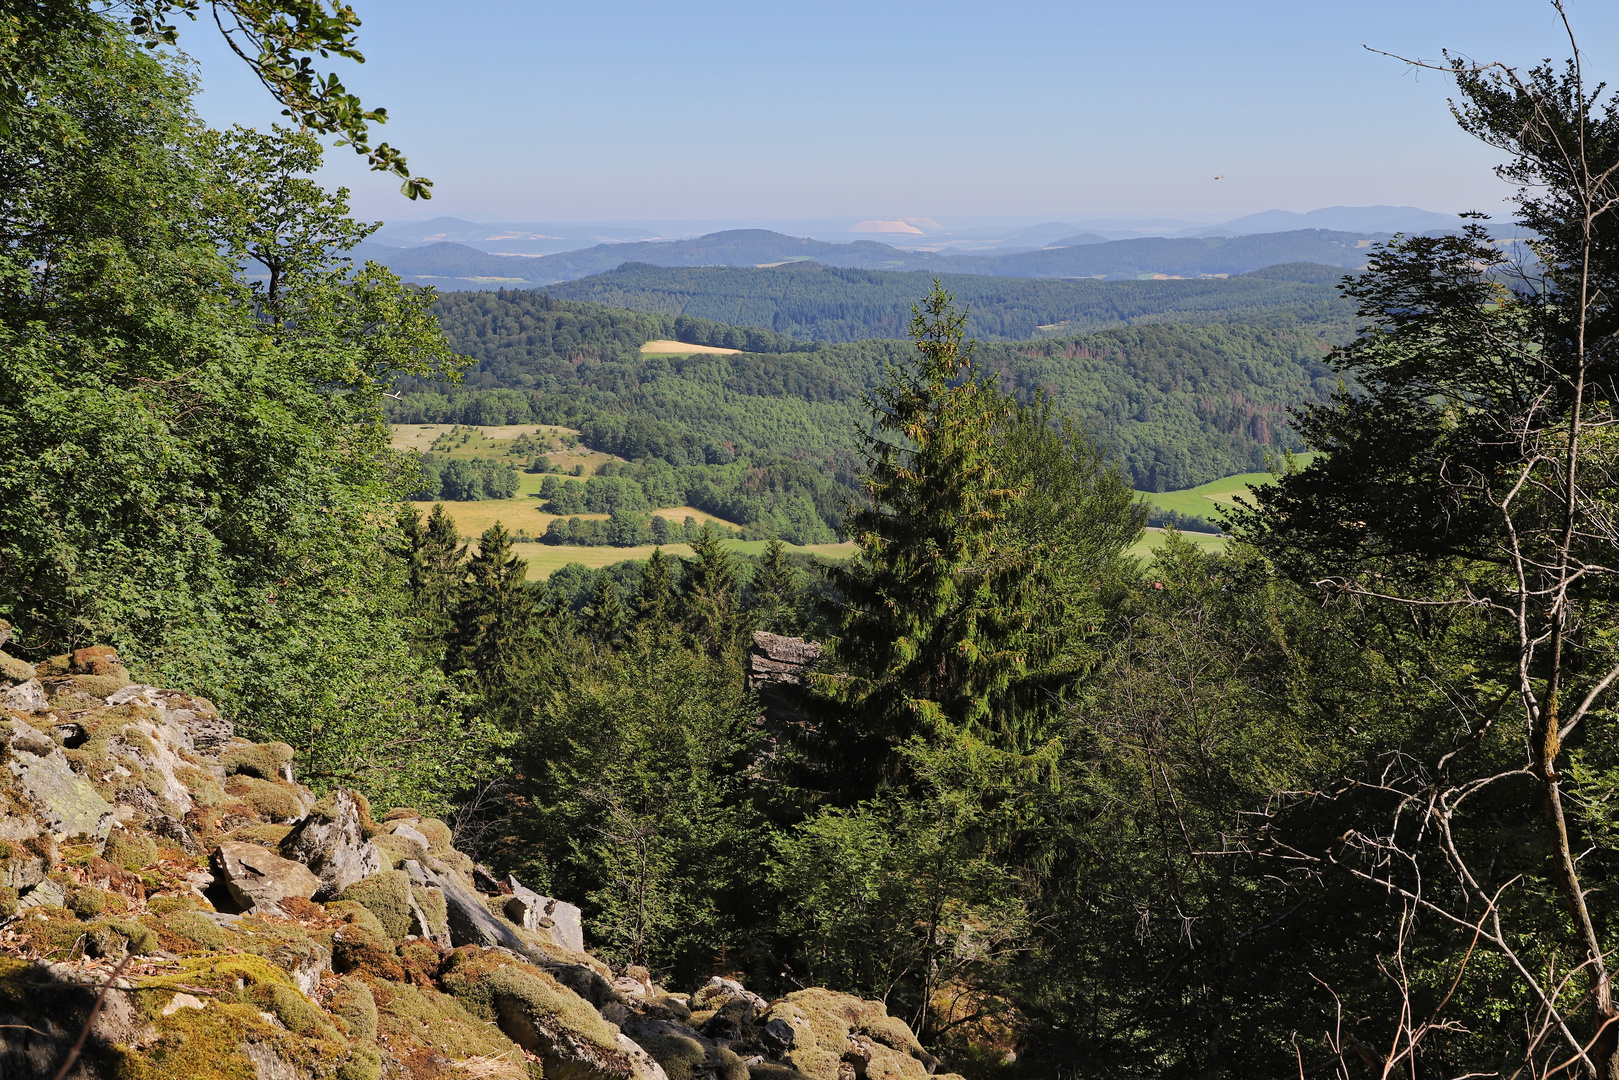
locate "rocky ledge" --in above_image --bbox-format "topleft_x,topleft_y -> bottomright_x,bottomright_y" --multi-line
0,629 -> 951,1080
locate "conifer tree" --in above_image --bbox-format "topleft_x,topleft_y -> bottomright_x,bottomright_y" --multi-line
402,503 -> 464,655
634,547 -> 677,626
747,538 -> 801,634
826,282 -> 1043,750
679,527 -> 745,654
451,523 -> 535,687
583,573 -> 627,646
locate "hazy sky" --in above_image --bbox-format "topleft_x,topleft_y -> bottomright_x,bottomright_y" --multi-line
179,0 -> 1619,225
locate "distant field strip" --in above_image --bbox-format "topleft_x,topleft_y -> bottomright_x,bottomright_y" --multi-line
518,541 -> 857,580
639,339 -> 740,354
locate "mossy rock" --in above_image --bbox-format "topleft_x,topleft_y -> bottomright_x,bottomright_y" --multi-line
441,946 -> 621,1053
337,1045 -> 384,1080
14,906 -> 99,958
337,870 -> 413,941
766,989 -> 933,1080
371,831 -> 427,868
110,998 -> 279,1080
0,886 -> 16,919
66,883 -> 107,919
100,917 -> 159,955
368,977 -> 532,1076
0,651 -> 36,682
397,939 -> 445,985
141,909 -> 233,954
175,764 -> 227,807
224,774 -> 305,821
224,822 -> 295,848
627,1020 -> 707,1080
380,806 -> 420,823
233,916 -> 330,989
749,1066 -> 813,1080
262,980 -> 342,1041
323,899 -> 388,940
434,848 -> 476,874
415,817 -> 453,853
219,740 -> 295,780
148,894 -> 211,916
331,975 -> 379,1041
70,673 -> 132,699
104,829 -> 160,871
118,956 -> 349,1080
331,920 -> 404,981
413,884 -> 448,941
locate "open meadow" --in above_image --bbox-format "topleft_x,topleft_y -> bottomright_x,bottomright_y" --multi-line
1137,453 -> 1317,522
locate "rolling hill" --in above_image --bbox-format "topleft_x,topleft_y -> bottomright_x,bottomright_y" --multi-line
541,260 -> 1356,343
357,228 -> 1392,289
393,291 -> 1341,493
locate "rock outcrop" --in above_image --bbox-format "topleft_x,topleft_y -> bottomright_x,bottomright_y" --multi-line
0,640 -> 955,1080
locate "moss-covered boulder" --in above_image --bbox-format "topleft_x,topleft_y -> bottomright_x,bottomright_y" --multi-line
442,946 -> 632,1080
338,869 -> 414,941
219,739 -> 295,781
368,977 -> 534,1079
760,990 -> 937,1080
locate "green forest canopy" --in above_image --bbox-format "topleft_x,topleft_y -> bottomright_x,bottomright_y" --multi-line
395,290 -> 1339,493
542,260 -> 1357,342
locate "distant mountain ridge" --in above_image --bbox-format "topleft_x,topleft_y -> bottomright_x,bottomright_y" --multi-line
361,228 -> 1388,290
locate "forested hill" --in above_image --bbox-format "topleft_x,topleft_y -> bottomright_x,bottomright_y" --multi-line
399,294 -> 1338,491
432,290 -> 814,364
361,227 -> 1389,289
542,261 -> 1356,342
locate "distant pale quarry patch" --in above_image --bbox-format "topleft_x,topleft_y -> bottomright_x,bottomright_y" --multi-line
638,339 -> 739,355
849,219 -> 924,234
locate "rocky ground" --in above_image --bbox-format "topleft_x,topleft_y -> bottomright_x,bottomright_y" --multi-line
0,628 -> 957,1080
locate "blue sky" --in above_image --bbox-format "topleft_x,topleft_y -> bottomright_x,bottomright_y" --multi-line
180,0 -> 1619,224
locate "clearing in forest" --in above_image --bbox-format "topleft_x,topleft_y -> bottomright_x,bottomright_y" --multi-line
639,339 -> 740,355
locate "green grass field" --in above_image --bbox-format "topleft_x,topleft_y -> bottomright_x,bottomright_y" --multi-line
1137,454 -> 1317,522
516,540 -> 856,581
1127,527 -> 1227,559
407,457 -> 1307,580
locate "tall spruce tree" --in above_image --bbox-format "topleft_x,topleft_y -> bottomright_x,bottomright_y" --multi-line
825,283 -> 1042,751
679,527 -> 745,654
747,538 -> 802,635
583,573 -> 627,646
633,548 -> 677,627
402,503 -> 464,655
451,524 -> 536,691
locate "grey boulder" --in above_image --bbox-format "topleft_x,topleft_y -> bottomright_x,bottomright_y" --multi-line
279,788 -> 383,900
2,680 -> 47,714
4,720 -> 113,846
214,840 -> 321,913
508,875 -> 585,952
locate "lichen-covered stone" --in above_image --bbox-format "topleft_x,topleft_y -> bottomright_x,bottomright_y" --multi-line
0,678 -> 46,712
3,719 -> 114,847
